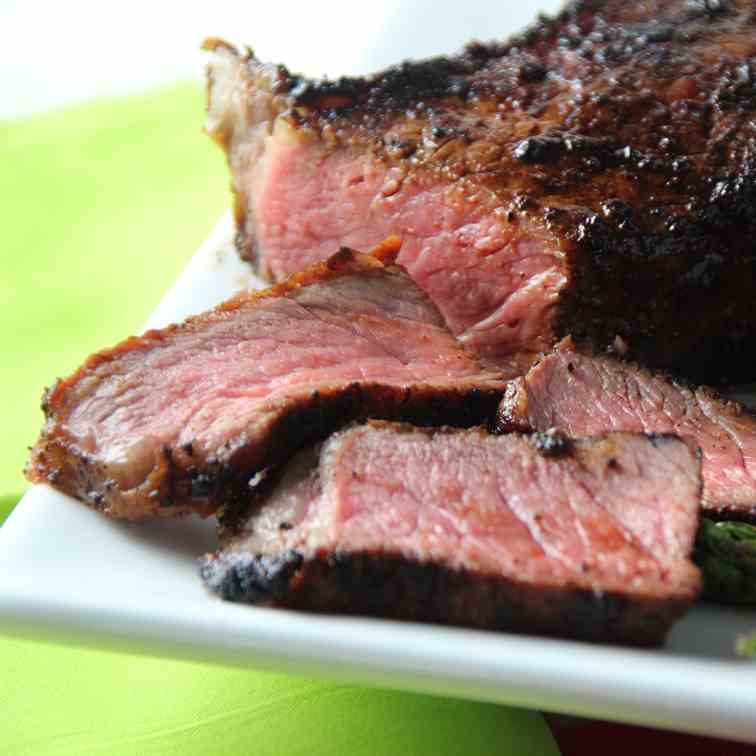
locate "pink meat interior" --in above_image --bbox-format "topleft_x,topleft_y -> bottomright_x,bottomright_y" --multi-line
60,270 -> 502,490
237,424 -> 701,596
503,344 -> 756,515
249,134 -> 567,360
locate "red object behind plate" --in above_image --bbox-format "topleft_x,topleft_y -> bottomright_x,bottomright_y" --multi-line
550,717 -> 756,755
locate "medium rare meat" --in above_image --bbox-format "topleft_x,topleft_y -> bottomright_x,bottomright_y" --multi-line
26,242 -> 505,519
497,338 -> 756,523
202,421 -> 702,646
205,0 -> 756,382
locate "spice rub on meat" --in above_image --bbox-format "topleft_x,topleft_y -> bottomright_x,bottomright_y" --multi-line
205,0 -> 756,382
202,422 -> 702,647
26,242 -> 505,519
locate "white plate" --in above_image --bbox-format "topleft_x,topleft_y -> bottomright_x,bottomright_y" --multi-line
2,214 -> 756,743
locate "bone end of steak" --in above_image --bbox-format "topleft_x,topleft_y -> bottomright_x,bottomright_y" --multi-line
497,338 -> 756,523
203,422 -> 701,647
203,39 -> 307,246
26,247 -> 505,520
202,39 -> 283,151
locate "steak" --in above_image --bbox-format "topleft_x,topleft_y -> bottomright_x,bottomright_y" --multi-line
202,421 -> 702,646
26,242 -> 505,519
496,338 -> 756,522
205,0 -> 756,382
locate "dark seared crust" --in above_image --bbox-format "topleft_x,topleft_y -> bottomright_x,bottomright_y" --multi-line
705,504 -> 756,524
26,241 -> 504,519
207,0 -> 756,382
200,549 -> 693,647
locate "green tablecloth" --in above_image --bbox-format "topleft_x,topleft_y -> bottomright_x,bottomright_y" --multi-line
0,87 -> 558,755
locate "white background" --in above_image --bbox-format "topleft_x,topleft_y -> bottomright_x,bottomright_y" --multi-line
0,0 -> 563,119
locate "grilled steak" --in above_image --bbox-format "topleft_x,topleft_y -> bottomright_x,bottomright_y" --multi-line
497,338 -> 756,522
205,0 -> 756,381
202,421 -> 701,646
26,242 -> 505,519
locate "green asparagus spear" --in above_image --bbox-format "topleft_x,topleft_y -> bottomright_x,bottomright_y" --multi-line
693,519 -> 756,605
736,630 -> 756,658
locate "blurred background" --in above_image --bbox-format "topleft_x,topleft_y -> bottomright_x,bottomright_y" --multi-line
0,0 -> 562,505
2,0 -> 564,118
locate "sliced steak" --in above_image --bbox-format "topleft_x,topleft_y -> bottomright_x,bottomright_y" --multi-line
26,243 -> 505,519
205,0 -> 756,382
497,338 -> 756,522
202,421 -> 701,647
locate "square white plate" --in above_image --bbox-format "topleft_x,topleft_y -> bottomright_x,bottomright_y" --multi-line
2,213 -> 756,743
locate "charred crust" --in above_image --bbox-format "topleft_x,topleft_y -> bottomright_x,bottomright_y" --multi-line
326,247 -> 362,271
205,549 -> 695,646
24,433 -> 217,521
200,550 -> 304,603
216,467 -> 284,539
682,0 -> 731,18
87,490 -> 105,508
190,473 -> 215,498
284,57 -> 474,118
493,379 -> 531,435
531,428 -> 572,457
697,504 -> 756,526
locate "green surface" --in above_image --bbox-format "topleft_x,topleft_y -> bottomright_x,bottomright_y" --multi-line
0,88 -> 558,756
737,629 -> 756,658
0,83 -> 227,497
0,493 -> 18,525
0,637 -> 557,755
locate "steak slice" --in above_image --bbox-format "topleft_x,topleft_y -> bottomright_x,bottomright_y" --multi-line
496,338 -> 756,523
205,0 -> 756,382
26,242 -> 505,519
202,421 -> 701,647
